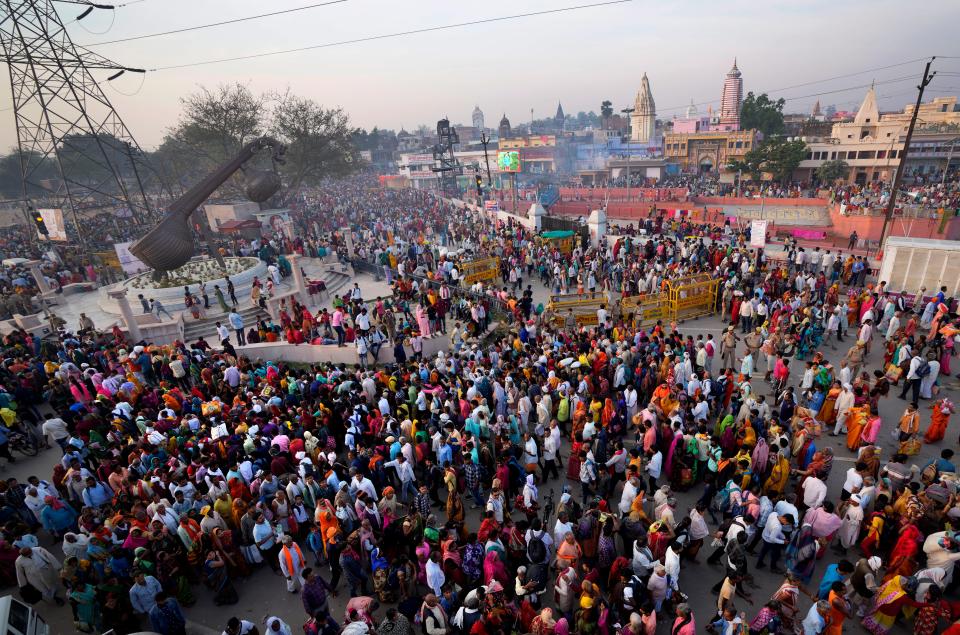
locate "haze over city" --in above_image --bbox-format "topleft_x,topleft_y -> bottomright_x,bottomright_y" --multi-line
1,0 -> 957,149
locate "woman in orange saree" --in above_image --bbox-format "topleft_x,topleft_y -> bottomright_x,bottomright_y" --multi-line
819,381 -> 842,426
845,405 -> 868,451
924,398 -> 953,444
571,401 -> 588,441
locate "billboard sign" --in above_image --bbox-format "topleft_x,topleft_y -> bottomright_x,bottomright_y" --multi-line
750,220 -> 768,249
497,150 -> 521,173
114,241 -> 148,275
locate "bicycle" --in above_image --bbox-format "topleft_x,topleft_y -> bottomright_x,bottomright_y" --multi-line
8,431 -> 38,457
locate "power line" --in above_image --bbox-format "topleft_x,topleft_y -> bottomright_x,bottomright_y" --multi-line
148,0 -> 635,71
85,0 -> 350,46
657,72 -> 923,115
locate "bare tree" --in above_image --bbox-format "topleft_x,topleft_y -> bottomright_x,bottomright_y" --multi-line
270,92 -> 358,193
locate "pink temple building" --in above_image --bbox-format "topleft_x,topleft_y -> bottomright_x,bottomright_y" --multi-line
716,59 -> 742,131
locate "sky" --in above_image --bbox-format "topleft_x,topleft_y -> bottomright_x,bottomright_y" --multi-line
2,0 -> 959,150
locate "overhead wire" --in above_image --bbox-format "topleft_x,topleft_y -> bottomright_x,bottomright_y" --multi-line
86,0 -> 350,46
145,0 -> 635,71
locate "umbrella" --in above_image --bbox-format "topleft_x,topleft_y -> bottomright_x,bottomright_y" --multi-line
11,277 -> 28,286
2,258 -> 28,267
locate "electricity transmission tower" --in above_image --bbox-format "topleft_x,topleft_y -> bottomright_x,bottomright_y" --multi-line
0,0 -> 155,244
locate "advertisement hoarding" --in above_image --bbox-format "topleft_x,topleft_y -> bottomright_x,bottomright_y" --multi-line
114,241 -> 148,275
749,219 -> 768,249
496,151 -> 521,173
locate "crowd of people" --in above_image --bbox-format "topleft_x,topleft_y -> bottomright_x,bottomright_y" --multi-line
0,176 -> 959,635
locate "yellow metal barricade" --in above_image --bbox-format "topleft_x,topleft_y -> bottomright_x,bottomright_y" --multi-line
459,257 -> 500,285
620,294 -> 671,328
546,292 -> 607,327
666,274 -> 720,322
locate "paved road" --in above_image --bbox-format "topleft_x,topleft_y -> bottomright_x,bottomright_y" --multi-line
6,312 -> 953,634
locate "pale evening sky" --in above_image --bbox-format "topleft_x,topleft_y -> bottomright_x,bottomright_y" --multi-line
2,0 -> 959,150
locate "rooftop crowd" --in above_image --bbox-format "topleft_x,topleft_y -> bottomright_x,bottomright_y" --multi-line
0,176 -> 958,635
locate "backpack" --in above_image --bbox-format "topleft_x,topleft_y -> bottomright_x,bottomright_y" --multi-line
917,359 -> 931,378
527,531 -> 548,564
711,378 -> 725,400
920,462 -> 939,486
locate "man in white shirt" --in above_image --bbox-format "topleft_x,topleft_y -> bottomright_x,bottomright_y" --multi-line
384,455 -> 417,502
899,353 -> 925,403
842,463 -> 865,500
802,475 -> 827,510
756,513 -> 789,572
542,431 -> 559,480
619,475 -> 640,516
41,417 -> 70,452
644,448 -> 662,493
215,321 -> 230,345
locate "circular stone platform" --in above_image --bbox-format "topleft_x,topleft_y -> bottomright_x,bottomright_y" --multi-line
98,257 -> 268,315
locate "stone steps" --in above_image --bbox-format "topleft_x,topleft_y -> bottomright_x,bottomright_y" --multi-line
181,269 -> 354,343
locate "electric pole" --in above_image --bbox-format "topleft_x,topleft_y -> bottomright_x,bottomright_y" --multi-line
621,107 -> 635,202
877,57 -> 936,254
480,132 -> 493,194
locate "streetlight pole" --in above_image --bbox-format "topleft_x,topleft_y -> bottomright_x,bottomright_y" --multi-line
621,107 -> 635,202
877,57 -> 936,254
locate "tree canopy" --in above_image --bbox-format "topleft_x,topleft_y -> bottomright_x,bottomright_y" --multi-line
728,137 -> 807,183
816,159 -> 850,183
740,92 -> 786,136
153,82 -> 360,197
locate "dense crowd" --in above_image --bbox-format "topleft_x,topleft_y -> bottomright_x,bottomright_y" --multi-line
0,178 -> 959,635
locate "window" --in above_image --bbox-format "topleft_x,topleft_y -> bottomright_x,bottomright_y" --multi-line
847,134 -> 853,139
877,150 -> 886,159
858,151 -> 876,159
735,141 -> 743,148
830,151 -> 836,160
728,142 -> 734,148
805,152 -> 813,160
837,151 -> 847,160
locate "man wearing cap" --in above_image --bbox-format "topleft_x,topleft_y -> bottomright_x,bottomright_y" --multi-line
720,326 -> 738,370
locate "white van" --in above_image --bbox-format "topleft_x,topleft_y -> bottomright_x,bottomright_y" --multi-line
0,596 -> 48,635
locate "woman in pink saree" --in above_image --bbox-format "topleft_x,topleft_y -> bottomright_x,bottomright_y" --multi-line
860,414 -> 882,446
483,549 -> 509,588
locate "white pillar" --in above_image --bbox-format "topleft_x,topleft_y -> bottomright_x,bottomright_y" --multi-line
340,227 -> 355,259
108,288 -> 142,342
25,260 -> 50,294
287,253 -> 310,306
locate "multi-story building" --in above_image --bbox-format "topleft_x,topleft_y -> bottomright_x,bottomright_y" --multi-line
794,89 -> 960,184
662,129 -> 757,174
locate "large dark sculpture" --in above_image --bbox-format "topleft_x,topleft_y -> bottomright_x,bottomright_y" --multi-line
130,137 -> 285,274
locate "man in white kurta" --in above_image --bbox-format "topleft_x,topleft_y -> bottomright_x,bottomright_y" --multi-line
278,535 -> 306,592
15,547 -> 62,603
838,495 -> 864,550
